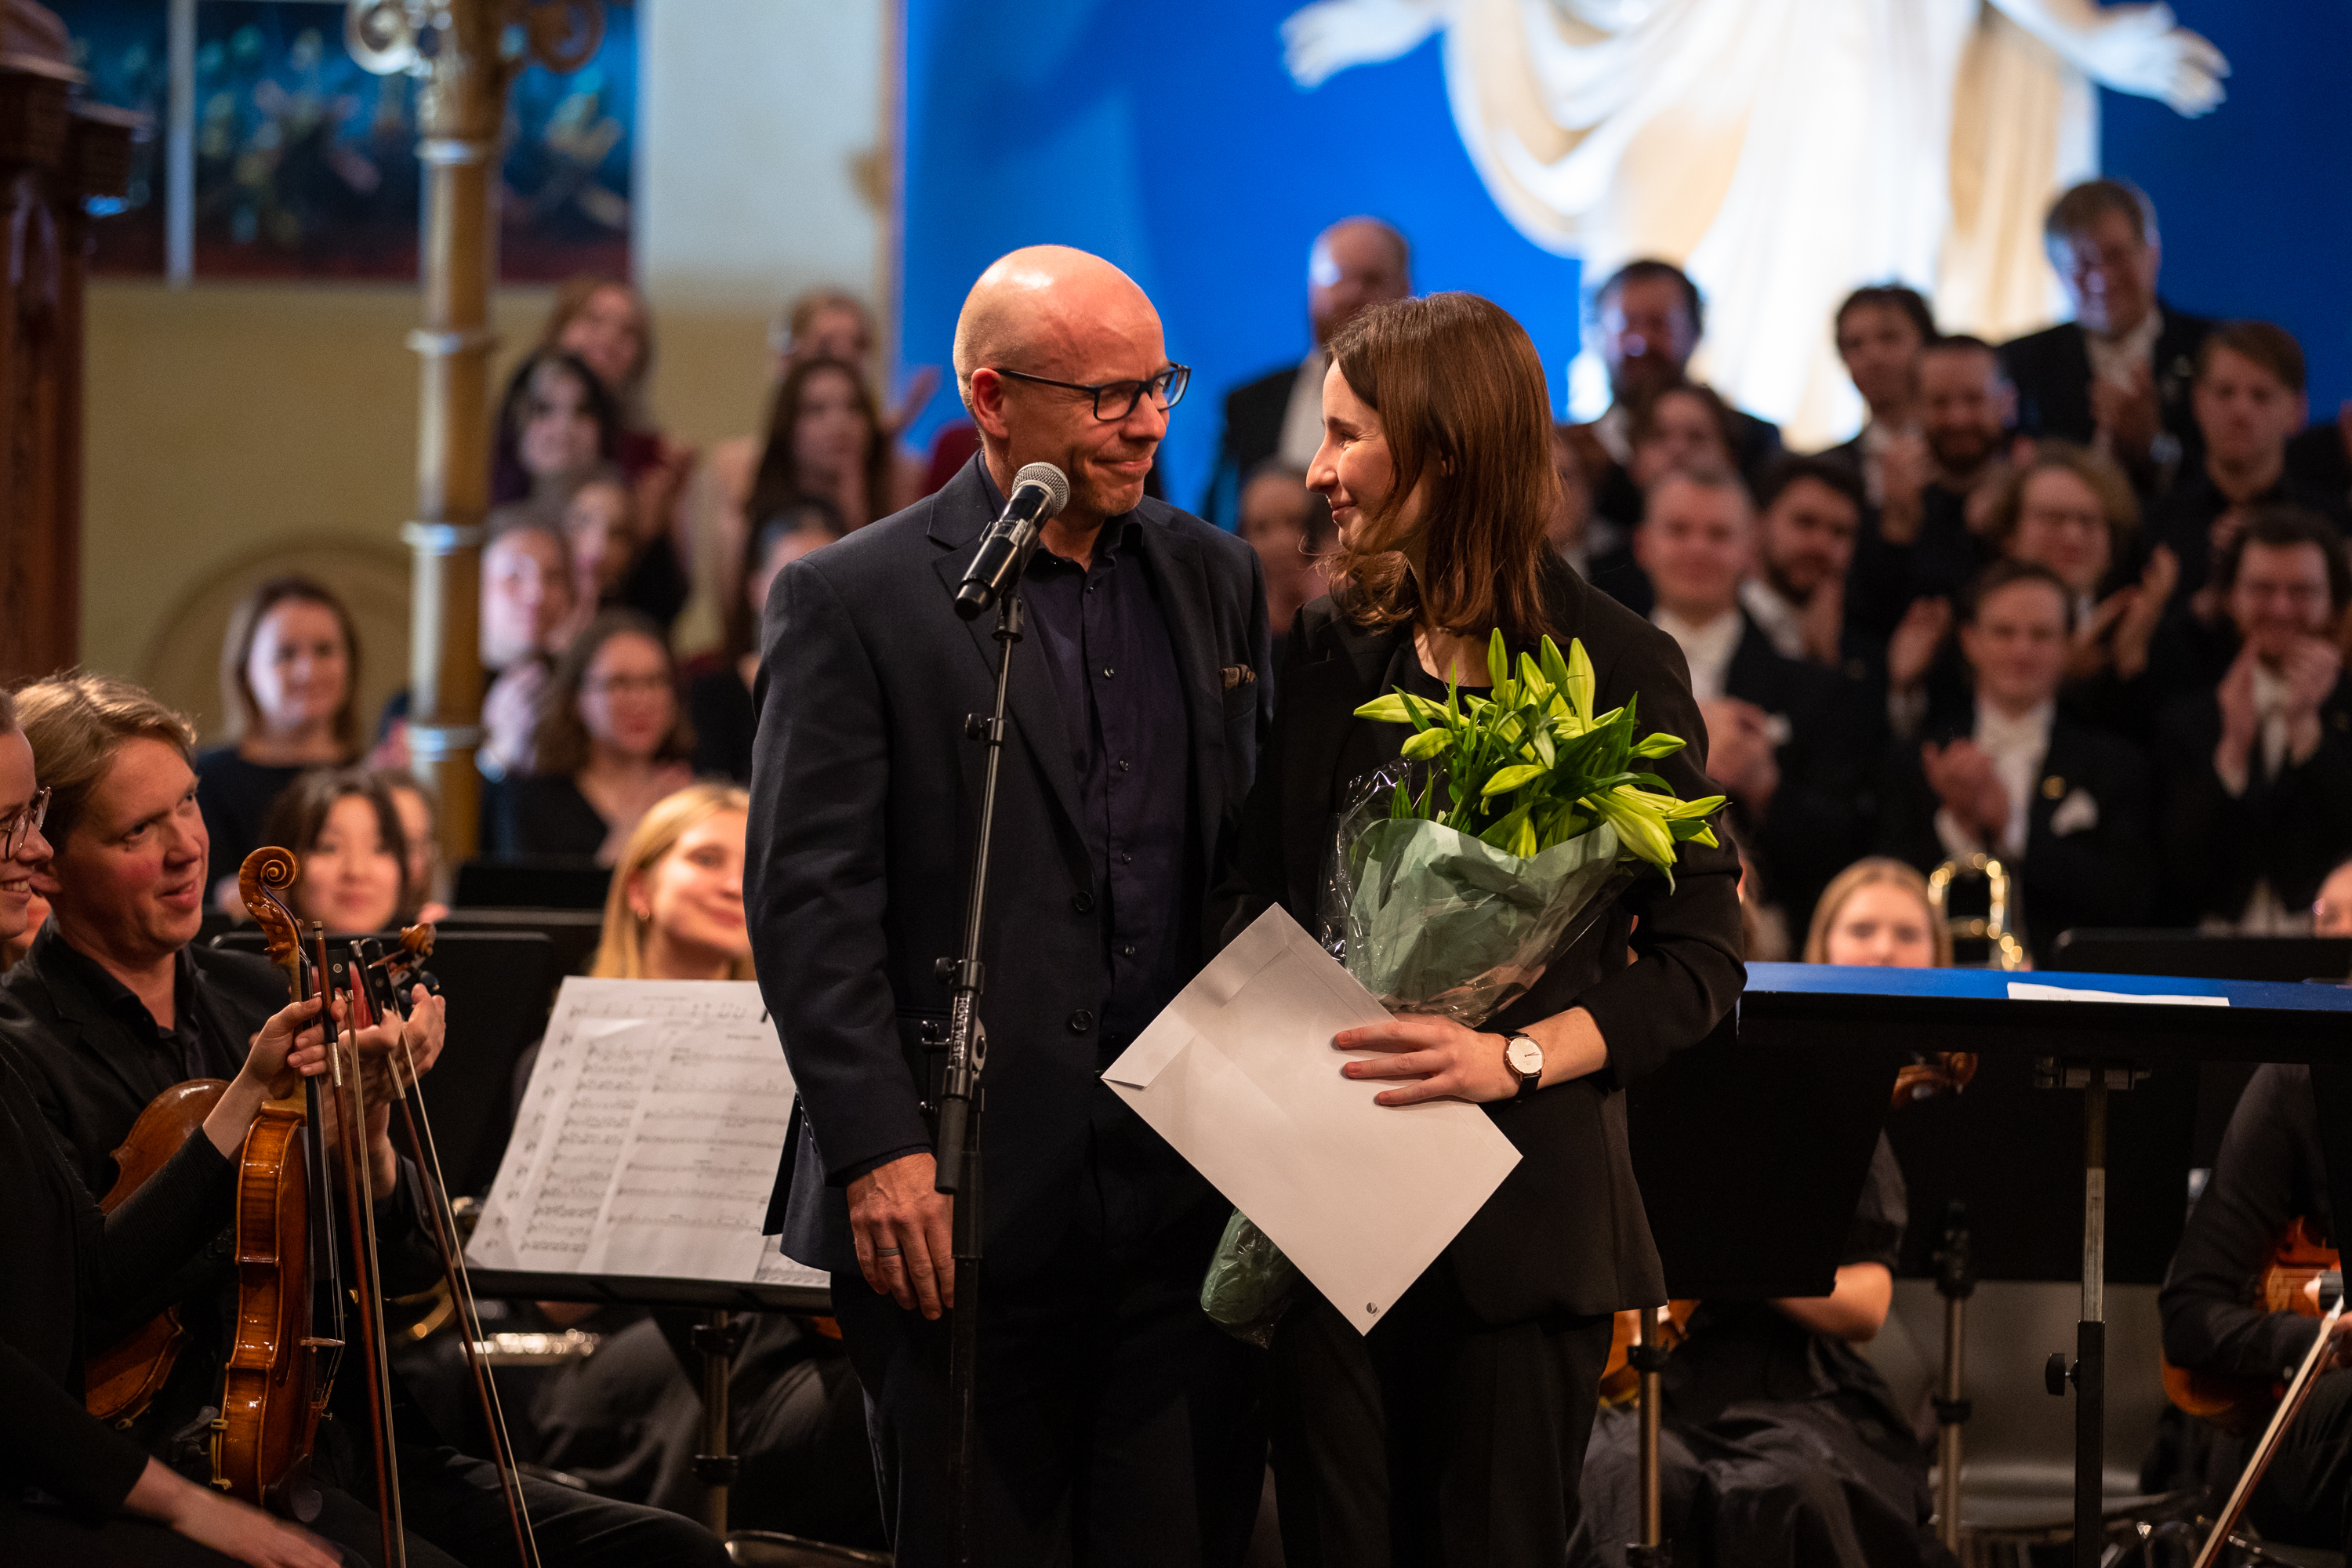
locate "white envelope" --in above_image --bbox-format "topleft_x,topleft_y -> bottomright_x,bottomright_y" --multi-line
1103,906 -> 1523,1334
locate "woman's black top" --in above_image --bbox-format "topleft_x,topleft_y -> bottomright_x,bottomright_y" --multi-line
1210,564 -> 1746,1325
489,772 -> 611,860
687,666 -> 757,784
194,747 -> 321,894
0,1037 -> 234,1519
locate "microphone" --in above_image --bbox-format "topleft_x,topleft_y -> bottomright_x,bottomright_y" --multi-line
954,463 -> 1070,619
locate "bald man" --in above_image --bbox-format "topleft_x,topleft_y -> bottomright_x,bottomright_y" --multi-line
746,246 -> 1275,1566
1201,216 -> 1410,527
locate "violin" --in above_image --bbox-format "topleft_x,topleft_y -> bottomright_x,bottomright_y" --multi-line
2161,1216 -> 2340,1430
85,1080 -> 227,1424
1599,1299 -> 1699,1406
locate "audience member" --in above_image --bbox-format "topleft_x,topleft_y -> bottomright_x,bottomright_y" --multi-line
492,347 -> 621,506
476,514 -> 582,780
2000,179 -> 2212,492
771,286 -> 938,436
1743,455 -> 1867,672
1851,336 -> 2016,635
375,768 -> 449,923
688,497 -> 847,783
258,768 -> 410,936
2156,508 -> 2352,931
1589,382 -> 1744,597
1824,283 -> 1936,504
1584,259 -> 1783,488
1,698 -> 49,971
1635,467 -> 1877,928
2313,855 -> 2352,938
743,355 -> 898,538
538,275 -> 700,575
1200,216 -> 1411,528
1548,420 -> 1611,581
2151,321 -> 2341,604
196,574 -> 362,911
492,611 -> 695,865
560,465 -> 641,625
1235,463 -> 1329,633
1879,561 -> 2154,963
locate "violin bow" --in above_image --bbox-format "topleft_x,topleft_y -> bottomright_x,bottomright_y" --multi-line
315,924 -> 407,1568
354,934 -> 543,1568
2191,1287 -> 2345,1567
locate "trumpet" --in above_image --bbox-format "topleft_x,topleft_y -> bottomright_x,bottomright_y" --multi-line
1927,851 -> 2025,971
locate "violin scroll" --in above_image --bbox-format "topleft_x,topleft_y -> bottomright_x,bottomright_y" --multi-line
238,847 -> 304,969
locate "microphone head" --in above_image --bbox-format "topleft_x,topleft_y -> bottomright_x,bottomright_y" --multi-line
1013,463 -> 1071,519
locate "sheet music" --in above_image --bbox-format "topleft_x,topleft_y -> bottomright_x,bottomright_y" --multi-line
468,978 -> 820,1286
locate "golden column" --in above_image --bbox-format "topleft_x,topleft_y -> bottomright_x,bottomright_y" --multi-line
347,0 -> 603,860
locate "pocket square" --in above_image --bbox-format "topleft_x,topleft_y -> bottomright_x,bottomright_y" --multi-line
2049,787 -> 2100,837
1221,665 -> 1256,691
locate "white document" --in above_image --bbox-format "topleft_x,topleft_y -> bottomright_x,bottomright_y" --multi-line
468,978 -> 822,1286
1102,906 -> 1522,1335
2008,982 -> 2229,1007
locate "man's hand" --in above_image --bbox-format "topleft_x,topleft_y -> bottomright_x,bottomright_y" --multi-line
1877,430 -> 1930,545
1887,597 -> 1953,695
1698,698 -> 1780,809
848,1151 -> 955,1319
2068,590 -> 2137,681
2110,545 -> 2179,680
2213,644 -> 2263,787
1922,739 -> 2006,843
1800,575 -> 1846,668
2280,635 -> 2343,767
239,994 -> 331,1102
2090,359 -> 2164,464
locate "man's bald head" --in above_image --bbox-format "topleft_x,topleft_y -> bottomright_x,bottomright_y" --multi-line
1309,219 -> 1411,344
953,245 -> 1158,412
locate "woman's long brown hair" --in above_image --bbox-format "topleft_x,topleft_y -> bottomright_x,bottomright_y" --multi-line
1326,292 -> 1560,647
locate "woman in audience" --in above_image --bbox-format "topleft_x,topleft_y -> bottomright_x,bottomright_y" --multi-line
560,466 -> 641,623
1595,383 -> 1743,533
1987,443 -> 2177,721
589,782 -> 755,981
198,575 -> 363,911
495,610 -> 694,864
259,768 -> 409,936
743,356 -> 898,538
1582,855 -> 1947,1567
688,496 -> 845,783
376,769 -> 450,924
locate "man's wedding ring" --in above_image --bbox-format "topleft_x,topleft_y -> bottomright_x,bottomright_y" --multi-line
876,1247 -> 902,1258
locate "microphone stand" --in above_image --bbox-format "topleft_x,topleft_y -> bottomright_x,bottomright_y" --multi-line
934,564 -> 1029,1568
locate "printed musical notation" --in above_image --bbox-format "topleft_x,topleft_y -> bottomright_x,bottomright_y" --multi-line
467,978 -> 818,1286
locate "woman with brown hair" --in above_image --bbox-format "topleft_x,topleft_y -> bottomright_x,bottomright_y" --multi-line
1213,292 -> 1744,1564
743,356 -> 899,537
196,574 -> 362,910
491,610 -> 695,865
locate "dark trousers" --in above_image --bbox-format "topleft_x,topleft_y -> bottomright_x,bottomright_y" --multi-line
1269,1271 -> 1613,1568
305,1441 -> 729,1568
2249,1365 -> 2352,1552
831,1209 -> 1263,1568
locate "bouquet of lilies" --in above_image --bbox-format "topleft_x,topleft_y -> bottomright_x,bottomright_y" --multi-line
1324,630 -> 1725,1025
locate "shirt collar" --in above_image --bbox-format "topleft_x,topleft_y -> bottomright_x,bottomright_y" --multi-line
2085,306 -> 2165,387
1739,577 -> 1806,661
1973,699 -> 2055,751
975,459 -> 1146,569
45,929 -> 201,1041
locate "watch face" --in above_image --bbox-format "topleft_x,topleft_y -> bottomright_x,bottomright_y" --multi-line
1506,1036 -> 1544,1075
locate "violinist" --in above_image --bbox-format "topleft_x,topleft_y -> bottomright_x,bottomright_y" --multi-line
2157,1063 -> 2352,1553
0,684 -> 339,1566
1578,858 -> 1953,1568
0,675 -> 729,1568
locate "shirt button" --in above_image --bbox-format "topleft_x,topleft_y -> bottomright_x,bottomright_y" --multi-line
1102,666 -> 1116,679
1067,1009 -> 1095,1034
1120,852 -> 1134,865
1072,891 -> 1097,913
1117,759 -> 1131,772
1121,944 -> 1137,957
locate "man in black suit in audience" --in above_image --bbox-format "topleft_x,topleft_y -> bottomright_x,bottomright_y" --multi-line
1879,561 -> 2154,964
1635,467 -> 1875,933
1821,283 -> 1935,506
1584,260 -> 1783,506
747,245 -> 1274,1566
1999,179 -> 2212,495
2155,508 -> 2352,931
2149,322 -> 2345,604
1740,455 -> 1868,677
1198,216 -> 1410,529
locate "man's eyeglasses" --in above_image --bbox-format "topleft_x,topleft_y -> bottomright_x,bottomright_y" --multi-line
2,787 -> 49,858
990,365 -> 1190,423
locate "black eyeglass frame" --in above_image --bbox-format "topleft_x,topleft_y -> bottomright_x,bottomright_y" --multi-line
2,786 -> 49,858
989,365 -> 1190,422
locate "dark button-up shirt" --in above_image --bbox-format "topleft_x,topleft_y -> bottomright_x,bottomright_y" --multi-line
43,935 -> 233,1090
1011,495 -> 1192,1049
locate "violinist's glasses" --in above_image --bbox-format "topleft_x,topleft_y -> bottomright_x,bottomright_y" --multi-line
990,365 -> 1189,422
2,787 -> 49,858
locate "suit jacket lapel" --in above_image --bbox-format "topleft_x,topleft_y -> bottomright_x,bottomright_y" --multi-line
1132,517 -> 1225,895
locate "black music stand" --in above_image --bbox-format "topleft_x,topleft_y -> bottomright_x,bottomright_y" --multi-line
454,857 -> 612,912
437,906 -> 604,981
1739,961 -> 2352,1568
465,1268 -> 830,1537
1612,1014 -> 1905,1564
212,929 -> 556,1195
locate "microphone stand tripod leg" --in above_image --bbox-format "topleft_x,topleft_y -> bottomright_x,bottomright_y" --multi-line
948,1091 -> 984,1568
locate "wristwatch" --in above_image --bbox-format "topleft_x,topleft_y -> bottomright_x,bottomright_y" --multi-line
1503,1033 -> 1544,1102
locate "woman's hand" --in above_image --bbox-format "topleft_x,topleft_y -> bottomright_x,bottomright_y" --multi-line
1335,1016 -> 1519,1107
123,1456 -> 341,1567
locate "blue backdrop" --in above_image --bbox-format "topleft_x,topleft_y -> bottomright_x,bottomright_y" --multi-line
899,1 -> 2352,514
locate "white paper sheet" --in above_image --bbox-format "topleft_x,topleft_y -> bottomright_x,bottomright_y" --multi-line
1102,906 -> 1522,1335
2007,982 -> 2230,1007
467,978 -> 823,1287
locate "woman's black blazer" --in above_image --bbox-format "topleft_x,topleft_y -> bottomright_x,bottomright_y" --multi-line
1210,562 -> 1745,1325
